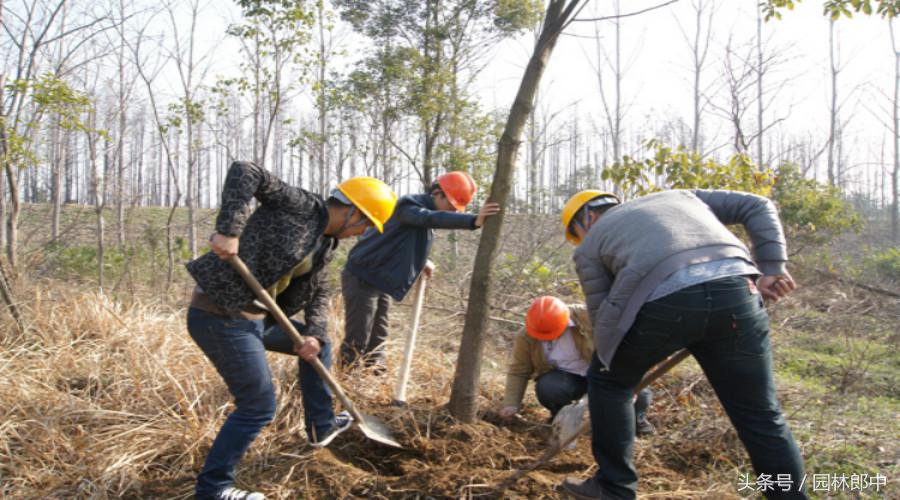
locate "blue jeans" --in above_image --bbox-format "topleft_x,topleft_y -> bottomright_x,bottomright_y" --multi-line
535,370 -> 652,423
535,369 -> 588,417
587,276 -> 807,500
187,307 -> 335,499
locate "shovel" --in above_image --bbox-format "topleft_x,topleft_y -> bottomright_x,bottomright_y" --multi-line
392,273 -> 428,406
228,255 -> 403,449
496,348 -> 691,491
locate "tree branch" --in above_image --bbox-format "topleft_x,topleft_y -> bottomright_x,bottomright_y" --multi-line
572,0 -> 680,23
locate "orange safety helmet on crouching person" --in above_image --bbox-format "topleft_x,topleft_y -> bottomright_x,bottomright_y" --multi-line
436,171 -> 477,212
525,296 -> 570,341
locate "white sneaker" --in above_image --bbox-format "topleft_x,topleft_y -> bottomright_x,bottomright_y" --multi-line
215,486 -> 265,500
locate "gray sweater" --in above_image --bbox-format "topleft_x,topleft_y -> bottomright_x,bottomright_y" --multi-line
573,189 -> 787,368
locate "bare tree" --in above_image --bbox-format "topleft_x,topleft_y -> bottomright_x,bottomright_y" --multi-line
593,0 -> 624,163
448,0 -> 585,422
828,17 -> 840,186
756,1 -> 764,168
1,0 -> 109,270
128,13 -> 184,290
165,0 -> 215,259
891,19 -> 899,241
675,0 -> 715,155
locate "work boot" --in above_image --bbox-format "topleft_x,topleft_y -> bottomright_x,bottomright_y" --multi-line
560,476 -> 607,499
215,486 -> 265,500
309,411 -> 353,448
635,413 -> 655,436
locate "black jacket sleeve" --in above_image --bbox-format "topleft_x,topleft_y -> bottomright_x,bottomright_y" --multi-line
392,202 -> 478,230
216,161 -> 318,237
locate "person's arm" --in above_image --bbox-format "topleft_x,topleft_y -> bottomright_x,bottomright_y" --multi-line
501,332 -> 534,411
216,161 -> 315,238
393,202 -> 479,230
573,247 -> 614,319
692,189 -> 796,301
691,189 -> 787,276
302,267 -> 331,347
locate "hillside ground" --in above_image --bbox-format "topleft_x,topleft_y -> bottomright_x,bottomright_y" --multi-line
0,204 -> 897,499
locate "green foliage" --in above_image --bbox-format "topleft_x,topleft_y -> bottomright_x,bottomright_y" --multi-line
601,139 -> 776,199
438,104 -> 503,202
763,0 -> 900,20
497,252 -> 567,294
217,0 -> 315,113
770,163 -> 861,249
493,0 -> 543,34
334,0 -> 537,191
866,247 -> 900,278
43,237 -> 193,284
3,74 -> 96,170
600,141 -> 859,251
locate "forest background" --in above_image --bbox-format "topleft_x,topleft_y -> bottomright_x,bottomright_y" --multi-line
0,0 -> 898,498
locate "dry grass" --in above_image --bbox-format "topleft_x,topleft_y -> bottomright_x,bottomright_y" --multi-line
0,280 -> 775,500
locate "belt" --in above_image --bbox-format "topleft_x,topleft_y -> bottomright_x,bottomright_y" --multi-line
190,287 -> 268,321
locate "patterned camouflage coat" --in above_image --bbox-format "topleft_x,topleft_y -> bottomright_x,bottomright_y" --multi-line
185,161 -> 336,343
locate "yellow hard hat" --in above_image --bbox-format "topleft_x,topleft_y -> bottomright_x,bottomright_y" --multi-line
337,177 -> 398,233
561,190 -> 620,245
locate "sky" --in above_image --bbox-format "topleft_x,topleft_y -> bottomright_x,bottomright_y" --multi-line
161,0 -> 899,196
478,1 -> 898,181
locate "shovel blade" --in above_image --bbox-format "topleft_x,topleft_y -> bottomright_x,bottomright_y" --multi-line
356,413 -> 404,449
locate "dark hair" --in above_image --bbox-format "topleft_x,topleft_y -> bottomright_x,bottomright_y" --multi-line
429,182 -> 443,196
326,196 -> 351,208
567,204 -> 615,237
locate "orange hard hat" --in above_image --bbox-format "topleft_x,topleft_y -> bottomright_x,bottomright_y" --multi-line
436,171 -> 477,211
525,296 -> 570,341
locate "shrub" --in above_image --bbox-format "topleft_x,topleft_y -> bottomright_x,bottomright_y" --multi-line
866,247 -> 900,280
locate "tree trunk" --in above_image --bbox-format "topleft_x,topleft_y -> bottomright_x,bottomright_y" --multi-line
51,114 -> 63,240
828,18 -> 838,186
0,257 -> 24,336
690,0 -> 704,153
0,161 -> 5,251
117,72 -> 127,249
448,0 -> 581,422
892,20 -> 900,242
317,0 -> 328,196
4,161 -> 20,271
88,109 -> 105,290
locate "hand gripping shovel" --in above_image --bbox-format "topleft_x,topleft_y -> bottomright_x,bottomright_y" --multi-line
228,255 -> 403,449
496,348 -> 691,491
392,273 -> 428,406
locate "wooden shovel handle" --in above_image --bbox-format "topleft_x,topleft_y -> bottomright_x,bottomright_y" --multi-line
227,255 -> 365,423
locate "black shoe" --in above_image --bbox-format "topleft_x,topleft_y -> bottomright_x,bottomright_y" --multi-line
560,476 -> 606,499
635,417 -> 655,436
309,411 -> 353,448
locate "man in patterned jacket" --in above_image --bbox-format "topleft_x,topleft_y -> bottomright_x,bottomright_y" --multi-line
185,161 -> 397,500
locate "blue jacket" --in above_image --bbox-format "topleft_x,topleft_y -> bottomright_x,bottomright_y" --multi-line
345,193 -> 478,301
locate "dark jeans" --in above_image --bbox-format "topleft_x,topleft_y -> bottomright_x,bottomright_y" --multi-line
187,307 -> 335,499
587,276 -> 807,500
535,370 -> 652,423
340,268 -> 391,367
